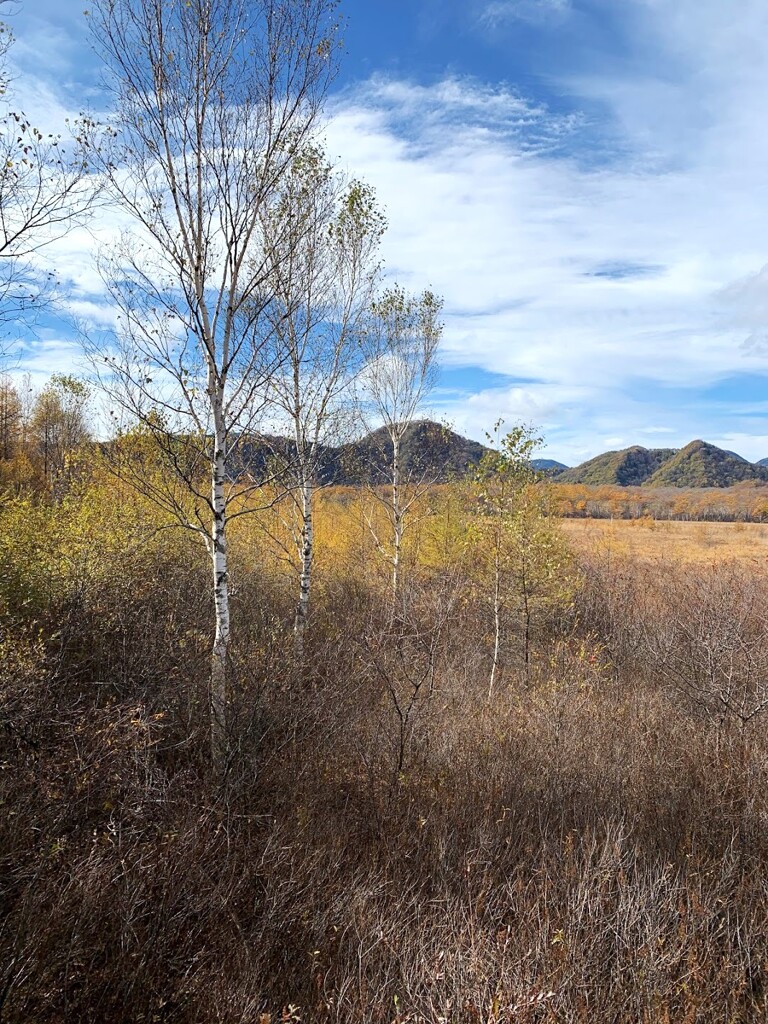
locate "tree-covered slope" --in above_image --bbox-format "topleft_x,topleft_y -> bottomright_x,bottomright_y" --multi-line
647,440 -> 768,487
332,420 -> 489,484
558,446 -> 678,486
231,420 -> 490,485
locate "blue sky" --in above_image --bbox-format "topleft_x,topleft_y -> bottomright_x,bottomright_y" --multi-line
8,0 -> 768,465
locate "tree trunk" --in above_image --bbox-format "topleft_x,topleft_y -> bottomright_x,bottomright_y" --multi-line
294,474 -> 314,662
489,545 -> 502,702
522,578 -> 531,681
210,421 -> 230,771
391,434 -> 402,617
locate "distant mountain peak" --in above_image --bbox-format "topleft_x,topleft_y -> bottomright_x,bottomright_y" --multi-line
235,429 -> 766,489
532,458 -> 569,473
559,439 -> 768,488
557,445 -> 678,486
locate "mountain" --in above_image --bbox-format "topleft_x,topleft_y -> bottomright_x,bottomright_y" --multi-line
556,440 -> 768,488
236,430 -> 768,489
131,424 -> 768,489
557,446 -> 678,486
232,421 -> 490,485
331,420 -> 488,484
532,458 -> 569,474
264,423 -> 571,485
647,440 -> 768,488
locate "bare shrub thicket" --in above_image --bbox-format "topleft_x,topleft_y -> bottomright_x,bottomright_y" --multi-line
579,550 -> 768,727
3,501 -> 768,1022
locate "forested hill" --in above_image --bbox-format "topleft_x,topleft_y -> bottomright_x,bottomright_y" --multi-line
233,420 -> 490,484
647,440 -> 768,487
556,446 -> 677,486
532,458 -> 569,473
332,421 -> 488,484
557,440 -> 768,487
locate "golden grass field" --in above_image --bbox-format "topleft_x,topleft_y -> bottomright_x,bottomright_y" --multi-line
561,516 -> 768,563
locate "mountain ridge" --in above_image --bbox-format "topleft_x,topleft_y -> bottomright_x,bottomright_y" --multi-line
235,425 -> 768,488
556,440 -> 768,488
235,420 -> 489,485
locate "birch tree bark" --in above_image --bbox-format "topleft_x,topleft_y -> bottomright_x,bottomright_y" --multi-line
360,286 -> 442,617
86,0 -> 340,768
295,474 -> 314,649
259,148 -> 383,663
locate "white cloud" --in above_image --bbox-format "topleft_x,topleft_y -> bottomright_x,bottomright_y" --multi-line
11,337 -> 85,383
334,75 -> 581,156
321,2 -> 768,459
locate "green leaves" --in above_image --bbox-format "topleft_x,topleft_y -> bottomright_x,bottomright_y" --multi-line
475,421 -> 542,512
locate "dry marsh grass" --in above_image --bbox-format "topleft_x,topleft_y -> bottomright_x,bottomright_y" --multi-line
4,490 -> 768,1021
562,515 -> 768,563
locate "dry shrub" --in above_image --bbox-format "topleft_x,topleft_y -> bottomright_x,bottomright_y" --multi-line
3,520 -> 768,1021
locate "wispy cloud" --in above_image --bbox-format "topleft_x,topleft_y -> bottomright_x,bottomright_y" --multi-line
10,337 -> 86,385
480,0 -> 572,28
324,15 -> 768,459
336,75 -> 582,155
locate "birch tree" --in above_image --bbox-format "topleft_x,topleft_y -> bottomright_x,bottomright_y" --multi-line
360,286 -> 442,614
259,146 -> 383,658
472,424 -> 539,699
86,0 -> 341,767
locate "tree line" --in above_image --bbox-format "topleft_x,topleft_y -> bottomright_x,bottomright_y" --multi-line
555,481 -> 768,522
0,372 -> 89,495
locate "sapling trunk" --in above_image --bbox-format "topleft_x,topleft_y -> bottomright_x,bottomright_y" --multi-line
294,474 -> 314,660
210,417 -> 230,769
391,434 -> 403,617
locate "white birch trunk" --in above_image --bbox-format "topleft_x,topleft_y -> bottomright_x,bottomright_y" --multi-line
210,412 -> 230,769
391,434 -> 403,616
489,545 -> 502,701
294,474 -> 314,661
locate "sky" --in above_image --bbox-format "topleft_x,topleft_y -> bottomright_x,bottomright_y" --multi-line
7,0 -> 768,465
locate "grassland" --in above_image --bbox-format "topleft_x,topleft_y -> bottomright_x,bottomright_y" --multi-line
562,514 -> 768,562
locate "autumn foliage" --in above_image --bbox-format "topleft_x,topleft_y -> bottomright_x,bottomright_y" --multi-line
554,479 -> 768,522
3,447 -> 768,1022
